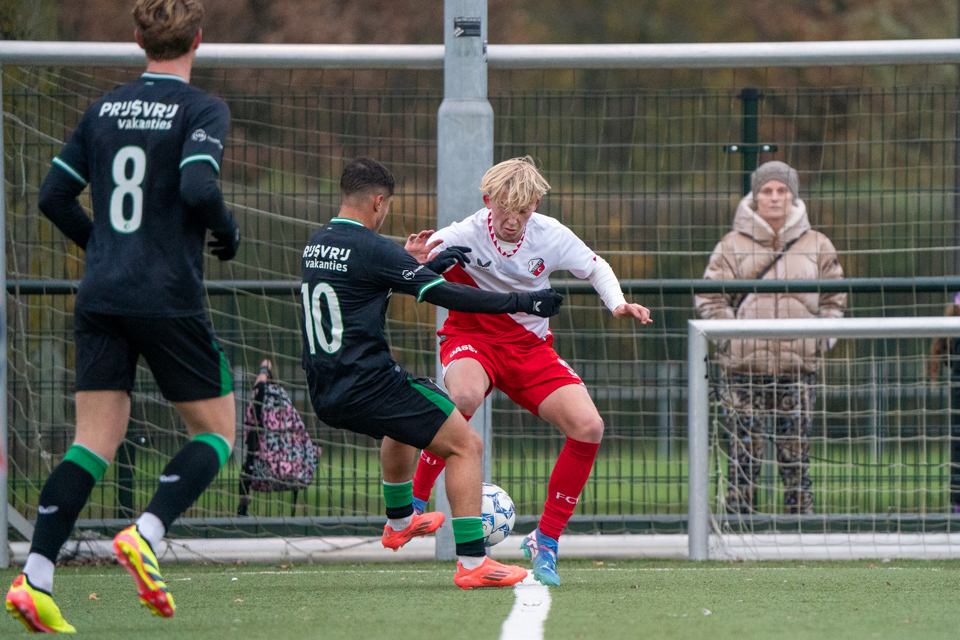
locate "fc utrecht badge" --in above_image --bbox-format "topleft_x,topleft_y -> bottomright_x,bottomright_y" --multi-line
528,258 -> 545,276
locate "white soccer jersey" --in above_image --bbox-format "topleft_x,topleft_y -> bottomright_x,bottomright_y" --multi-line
429,207 -> 598,341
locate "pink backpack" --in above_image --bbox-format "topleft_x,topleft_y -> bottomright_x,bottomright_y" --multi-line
242,383 -> 319,492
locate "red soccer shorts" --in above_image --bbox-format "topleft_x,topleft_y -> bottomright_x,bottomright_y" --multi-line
439,332 -> 584,416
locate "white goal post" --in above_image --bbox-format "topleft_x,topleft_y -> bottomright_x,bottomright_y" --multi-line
687,317 -> 960,561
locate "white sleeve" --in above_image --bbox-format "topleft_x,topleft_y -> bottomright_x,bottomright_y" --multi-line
588,256 -> 627,314
426,224 -> 460,259
557,226 -> 600,278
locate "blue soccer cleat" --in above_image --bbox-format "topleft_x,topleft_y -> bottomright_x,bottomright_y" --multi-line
520,528 -> 560,586
412,497 -> 427,516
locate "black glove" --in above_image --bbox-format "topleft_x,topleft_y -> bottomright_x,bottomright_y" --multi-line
209,218 -> 241,262
425,246 -> 471,274
515,288 -> 564,318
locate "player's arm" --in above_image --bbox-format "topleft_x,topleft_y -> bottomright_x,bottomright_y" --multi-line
377,238 -> 561,317
588,256 -> 651,323
180,99 -> 239,260
562,228 -> 652,324
421,280 -> 562,318
38,163 -> 93,250
38,115 -> 93,249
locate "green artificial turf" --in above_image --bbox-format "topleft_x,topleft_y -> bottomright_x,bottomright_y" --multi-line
2,559 -> 959,639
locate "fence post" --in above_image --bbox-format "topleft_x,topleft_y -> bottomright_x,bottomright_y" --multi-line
739,88 -> 760,196
434,0 -> 492,561
0,66 -> 9,569
687,321 -> 710,560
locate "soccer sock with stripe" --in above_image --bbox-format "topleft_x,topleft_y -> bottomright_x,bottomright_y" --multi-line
538,438 -> 601,541
142,433 -> 231,547
384,480 -> 414,531
26,444 -> 110,592
453,516 -> 486,569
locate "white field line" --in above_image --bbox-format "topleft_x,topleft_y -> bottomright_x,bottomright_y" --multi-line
500,572 -> 551,640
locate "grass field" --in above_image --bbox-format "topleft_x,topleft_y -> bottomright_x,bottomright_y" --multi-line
2,559 -> 960,639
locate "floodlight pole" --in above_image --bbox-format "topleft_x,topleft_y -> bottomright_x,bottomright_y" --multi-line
434,0 -> 493,562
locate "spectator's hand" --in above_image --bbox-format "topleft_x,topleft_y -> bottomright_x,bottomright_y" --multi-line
516,289 -> 564,318
404,229 -> 442,263
257,359 -> 273,383
614,302 -> 653,324
425,246 -> 471,274
209,218 -> 241,261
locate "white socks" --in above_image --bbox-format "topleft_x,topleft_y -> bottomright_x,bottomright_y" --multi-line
23,553 -> 55,593
458,555 -> 486,570
135,512 -> 165,551
387,516 -> 412,532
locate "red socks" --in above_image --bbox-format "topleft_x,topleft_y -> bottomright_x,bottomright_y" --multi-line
538,438 -> 600,540
413,450 -> 446,501
412,420 -> 600,542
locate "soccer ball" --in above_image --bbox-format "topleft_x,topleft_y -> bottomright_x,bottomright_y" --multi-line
481,483 -> 515,547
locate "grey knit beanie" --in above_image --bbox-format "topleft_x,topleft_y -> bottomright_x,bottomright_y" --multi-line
751,161 -> 799,203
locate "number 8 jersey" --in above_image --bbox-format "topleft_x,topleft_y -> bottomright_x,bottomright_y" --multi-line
52,72 -> 229,316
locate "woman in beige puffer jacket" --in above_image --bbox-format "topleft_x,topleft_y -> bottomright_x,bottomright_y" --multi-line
696,194 -> 846,374
695,161 -> 846,515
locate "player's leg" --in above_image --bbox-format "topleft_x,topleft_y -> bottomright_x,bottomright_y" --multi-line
379,437 -> 445,550
8,309 -> 136,633
7,391 -> 129,634
424,413 -> 527,589
520,383 -> 602,586
111,314 -> 234,618
412,355 -> 491,514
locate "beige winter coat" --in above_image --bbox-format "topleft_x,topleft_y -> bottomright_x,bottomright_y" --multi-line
695,195 -> 847,375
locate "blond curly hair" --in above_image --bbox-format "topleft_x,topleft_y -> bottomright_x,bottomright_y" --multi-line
133,0 -> 204,62
479,156 -> 551,214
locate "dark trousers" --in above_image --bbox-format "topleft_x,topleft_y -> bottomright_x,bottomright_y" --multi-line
721,374 -> 817,515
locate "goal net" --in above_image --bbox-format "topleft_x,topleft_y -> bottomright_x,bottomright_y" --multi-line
3,60 -> 960,561
689,317 -> 960,560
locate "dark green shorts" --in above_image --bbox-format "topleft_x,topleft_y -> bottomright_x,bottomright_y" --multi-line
324,376 -> 455,449
74,308 -> 232,402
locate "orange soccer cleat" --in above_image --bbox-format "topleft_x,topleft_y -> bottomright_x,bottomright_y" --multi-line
381,511 -> 445,551
453,557 -> 529,590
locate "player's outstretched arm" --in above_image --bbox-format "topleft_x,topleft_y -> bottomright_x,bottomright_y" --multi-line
422,282 -> 563,318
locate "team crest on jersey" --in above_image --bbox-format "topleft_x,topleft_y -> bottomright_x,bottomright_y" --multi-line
528,258 -> 545,276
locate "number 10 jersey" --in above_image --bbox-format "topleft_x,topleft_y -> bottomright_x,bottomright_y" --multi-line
52,72 -> 229,317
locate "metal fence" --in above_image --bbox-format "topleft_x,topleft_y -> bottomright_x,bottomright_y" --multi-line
4,39 -> 960,560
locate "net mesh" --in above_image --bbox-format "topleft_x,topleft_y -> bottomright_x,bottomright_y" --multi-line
3,64 -> 960,547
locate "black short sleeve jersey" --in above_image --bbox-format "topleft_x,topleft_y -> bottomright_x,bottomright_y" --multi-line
53,72 -> 229,316
300,217 -> 446,419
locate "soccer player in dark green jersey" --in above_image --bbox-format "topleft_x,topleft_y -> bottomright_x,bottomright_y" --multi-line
302,157 -> 563,589
6,0 -> 240,632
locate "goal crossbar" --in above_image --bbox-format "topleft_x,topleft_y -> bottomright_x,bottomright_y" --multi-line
4,39 -> 960,69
